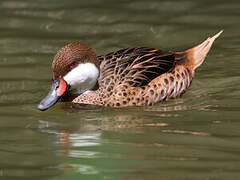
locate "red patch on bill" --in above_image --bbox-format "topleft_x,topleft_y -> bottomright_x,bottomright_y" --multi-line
57,79 -> 67,96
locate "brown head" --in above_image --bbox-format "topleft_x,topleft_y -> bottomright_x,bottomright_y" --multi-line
52,42 -> 99,79
38,42 -> 100,111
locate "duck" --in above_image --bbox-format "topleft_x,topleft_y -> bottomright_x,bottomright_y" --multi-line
37,31 -> 222,111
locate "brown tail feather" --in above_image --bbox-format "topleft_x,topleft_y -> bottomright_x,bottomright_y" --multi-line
177,31 -> 223,71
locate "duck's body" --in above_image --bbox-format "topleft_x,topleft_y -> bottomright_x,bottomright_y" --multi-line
37,31 -> 222,111
74,48 -> 192,107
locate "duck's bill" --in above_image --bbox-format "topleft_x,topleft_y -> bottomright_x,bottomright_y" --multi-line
37,79 -> 68,111
37,89 -> 60,111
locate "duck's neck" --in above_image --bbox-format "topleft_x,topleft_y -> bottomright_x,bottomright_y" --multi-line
63,63 -> 99,94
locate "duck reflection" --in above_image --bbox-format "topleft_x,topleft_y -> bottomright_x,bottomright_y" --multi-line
38,119 -> 101,175
38,101 -> 210,178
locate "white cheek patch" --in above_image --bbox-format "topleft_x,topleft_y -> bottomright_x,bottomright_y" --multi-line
63,63 -> 99,92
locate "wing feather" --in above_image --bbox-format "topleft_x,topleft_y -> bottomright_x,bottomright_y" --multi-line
97,47 -> 176,88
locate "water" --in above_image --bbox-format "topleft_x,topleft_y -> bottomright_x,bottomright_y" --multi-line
0,0 -> 240,179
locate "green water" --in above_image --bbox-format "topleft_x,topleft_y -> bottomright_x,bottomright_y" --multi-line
0,0 -> 240,179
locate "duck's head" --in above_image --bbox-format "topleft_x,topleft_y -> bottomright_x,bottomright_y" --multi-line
37,42 -> 99,111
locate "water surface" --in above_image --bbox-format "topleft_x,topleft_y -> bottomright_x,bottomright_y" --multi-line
0,0 -> 240,179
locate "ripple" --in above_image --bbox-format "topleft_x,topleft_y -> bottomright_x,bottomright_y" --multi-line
161,129 -> 210,136
70,164 -> 99,175
127,1 -> 195,12
68,150 -> 99,159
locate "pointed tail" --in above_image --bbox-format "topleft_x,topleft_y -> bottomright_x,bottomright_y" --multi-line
177,30 -> 223,71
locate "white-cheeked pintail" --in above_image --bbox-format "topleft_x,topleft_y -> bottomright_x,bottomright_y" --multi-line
38,31 -> 222,111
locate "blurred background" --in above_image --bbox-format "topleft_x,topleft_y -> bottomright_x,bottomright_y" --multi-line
0,0 -> 240,179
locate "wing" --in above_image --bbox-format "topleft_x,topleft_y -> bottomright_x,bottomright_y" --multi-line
97,47 -> 176,89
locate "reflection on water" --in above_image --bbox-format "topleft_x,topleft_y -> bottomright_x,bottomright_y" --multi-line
0,0 -> 240,179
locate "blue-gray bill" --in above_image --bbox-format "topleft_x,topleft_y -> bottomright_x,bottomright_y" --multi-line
37,79 -> 68,111
37,80 -> 61,111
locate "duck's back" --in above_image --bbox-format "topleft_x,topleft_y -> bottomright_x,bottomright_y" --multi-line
97,47 -> 177,90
